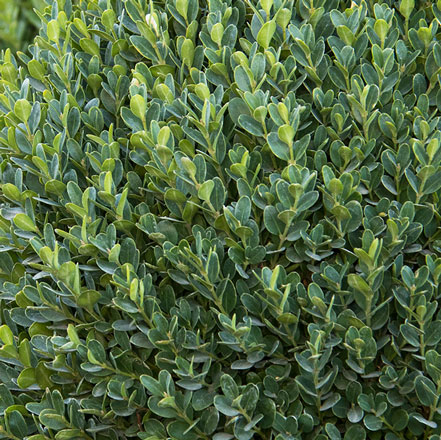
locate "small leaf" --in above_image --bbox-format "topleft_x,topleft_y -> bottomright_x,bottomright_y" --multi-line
141,375 -> 163,396
415,376 -> 437,407
257,20 -> 276,49
13,213 -> 37,232
130,95 -> 147,121
14,99 -> 32,122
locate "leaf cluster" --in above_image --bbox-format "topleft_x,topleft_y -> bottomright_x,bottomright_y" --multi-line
0,0 -> 46,51
1,0 -> 441,439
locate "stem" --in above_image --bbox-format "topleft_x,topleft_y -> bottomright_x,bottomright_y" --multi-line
238,409 -> 269,440
99,362 -> 139,380
0,427 -> 20,440
176,407 -> 211,440
366,297 -> 372,327
419,319 -> 425,358
380,417 -> 406,439
270,222 -> 291,267
138,307 -> 153,328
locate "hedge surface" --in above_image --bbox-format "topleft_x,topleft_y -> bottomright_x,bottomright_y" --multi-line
0,0 -> 45,51
1,0 -> 441,439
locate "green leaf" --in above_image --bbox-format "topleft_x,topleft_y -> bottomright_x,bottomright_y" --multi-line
14,99 -> 32,122
220,374 -> 239,400
198,180 -> 215,201
130,35 -> 157,60
348,274 -> 373,298
141,375 -> 163,396
200,407 -> 219,435
167,421 -> 194,440
130,95 -> 147,121
264,206 -> 285,235
176,0 -> 188,19
17,367 -> 36,388
423,171 -> 441,194
343,425 -> 366,440
400,0 -> 414,18
80,38 -> 100,57
192,390 -> 215,411
238,115 -> 264,137
0,325 -> 13,345
67,324 -> 81,346
214,396 -> 240,416
18,339 -> 31,367
391,409 -> 408,430
326,424 -> 342,440
413,413 -> 437,428
8,410 -> 27,438
87,340 -> 106,365
268,132 -> 290,161
13,213 -> 37,232
296,191 -> 319,213
39,409 -> 68,430
47,19 -> 60,42
28,60 -> 46,80
55,429 -> 84,440
234,66 -> 252,92
374,19 -> 389,42
77,290 -> 101,307
400,322 -> 420,347
206,250 -> 220,282
364,414 -> 382,431
415,376 -> 437,407
257,20 -> 276,49
181,38 -> 195,66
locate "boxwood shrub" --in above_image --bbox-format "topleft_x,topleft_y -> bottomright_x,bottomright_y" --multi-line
1,0 -> 441,439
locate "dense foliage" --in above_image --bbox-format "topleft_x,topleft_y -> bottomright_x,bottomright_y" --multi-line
2,0 -> 441,439
0,0 -> 45,51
